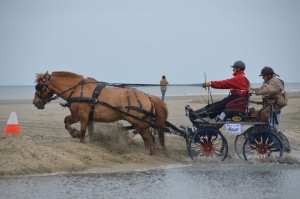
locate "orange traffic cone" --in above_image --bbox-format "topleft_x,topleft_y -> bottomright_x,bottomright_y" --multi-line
2,112 -> 20,138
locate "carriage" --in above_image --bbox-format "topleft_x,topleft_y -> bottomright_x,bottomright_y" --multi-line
165,94 -> 291,162
33,71 -> 290,162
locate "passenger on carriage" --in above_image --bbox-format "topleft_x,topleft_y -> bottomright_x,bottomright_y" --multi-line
190,60 -> 250,119
249,66 -> 288,129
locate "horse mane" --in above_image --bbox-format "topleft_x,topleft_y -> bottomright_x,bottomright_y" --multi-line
51,71 -> 83,79
35,71 -> 84,83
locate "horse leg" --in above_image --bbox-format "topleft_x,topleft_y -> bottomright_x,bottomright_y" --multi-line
139,128 -> 156,156
88,121 -> 94,137
79,120 -> 88,143
127,128 -> 154,149
64,115 -> 80,138
140,133 -> 149,147
158,130 -> 168,157
140,129 -> 155,148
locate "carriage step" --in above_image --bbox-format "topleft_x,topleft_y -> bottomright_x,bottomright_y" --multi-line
180,125 -> 196,133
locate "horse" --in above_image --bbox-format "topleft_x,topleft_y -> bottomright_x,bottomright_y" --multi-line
32,71 -> 168,156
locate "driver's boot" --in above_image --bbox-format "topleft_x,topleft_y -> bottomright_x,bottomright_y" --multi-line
194,107 -> 210,118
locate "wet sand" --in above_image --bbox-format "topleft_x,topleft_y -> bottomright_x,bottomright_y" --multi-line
0,92 -> 300,177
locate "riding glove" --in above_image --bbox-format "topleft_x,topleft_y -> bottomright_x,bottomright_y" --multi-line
202,82 -> 211,88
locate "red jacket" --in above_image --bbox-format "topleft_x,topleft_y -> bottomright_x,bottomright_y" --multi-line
211,70 -> 249,97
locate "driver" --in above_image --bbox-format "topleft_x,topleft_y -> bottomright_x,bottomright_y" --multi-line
190,60 -> 249,119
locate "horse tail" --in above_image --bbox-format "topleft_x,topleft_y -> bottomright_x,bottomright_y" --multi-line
148,95 -> 168,156
148,95 -> 168,129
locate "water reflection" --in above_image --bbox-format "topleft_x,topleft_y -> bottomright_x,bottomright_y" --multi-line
0,163 -> 300,199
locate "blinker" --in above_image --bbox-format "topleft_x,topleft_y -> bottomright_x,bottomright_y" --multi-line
35,83 -> 42,91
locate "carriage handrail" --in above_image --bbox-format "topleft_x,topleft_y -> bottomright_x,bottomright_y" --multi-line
248,100 -> 264,105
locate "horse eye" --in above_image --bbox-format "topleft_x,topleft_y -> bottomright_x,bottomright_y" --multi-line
35,84 -> 42,91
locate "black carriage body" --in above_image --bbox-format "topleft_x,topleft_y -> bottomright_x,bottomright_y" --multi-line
173,103 -> 290,162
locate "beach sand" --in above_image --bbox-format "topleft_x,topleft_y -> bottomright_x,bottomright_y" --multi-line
0,92 -> 300,177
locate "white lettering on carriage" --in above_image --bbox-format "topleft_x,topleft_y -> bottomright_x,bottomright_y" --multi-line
225,124 -> 241,135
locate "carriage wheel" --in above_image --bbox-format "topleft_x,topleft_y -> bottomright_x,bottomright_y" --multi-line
243,131 -> 283,162
270,129 -> 291,153
267,126 -> 291,153
188,129 -> 228,161
234,134 -> 248,159
278,132 -> 291,153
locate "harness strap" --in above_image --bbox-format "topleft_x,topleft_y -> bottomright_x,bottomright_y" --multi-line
88,83 -> 106,122
126,89 -> 130,113
68,97 -> 160,127
93,100 -> 167,130
133,89 -> 143,109
56,78 -> 86,101
122,106 -> 153,116
80,78 -> 86,98
124,89 -> 149,119
66,86 -> 164,130
68,97 -> 153,116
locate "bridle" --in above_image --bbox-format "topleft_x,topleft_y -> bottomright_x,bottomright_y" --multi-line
35,73 -> 88,107
35,74 -> 55,107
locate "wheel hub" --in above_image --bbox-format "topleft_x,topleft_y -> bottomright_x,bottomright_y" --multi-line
256,144 -> 269,155
201,142 -> 214,154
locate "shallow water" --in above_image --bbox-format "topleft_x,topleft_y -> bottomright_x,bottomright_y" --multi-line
1,163 -> 300,199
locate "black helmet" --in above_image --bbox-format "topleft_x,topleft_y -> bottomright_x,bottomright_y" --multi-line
260,66 -> 279,77
231,60 -> 245,70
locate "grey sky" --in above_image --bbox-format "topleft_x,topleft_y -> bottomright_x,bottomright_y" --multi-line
0,0 -> 299,85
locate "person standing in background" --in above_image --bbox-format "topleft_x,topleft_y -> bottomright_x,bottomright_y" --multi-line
160,75 -> 169,102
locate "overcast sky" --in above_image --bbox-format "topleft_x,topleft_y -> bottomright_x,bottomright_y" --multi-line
0,0 -> 299,85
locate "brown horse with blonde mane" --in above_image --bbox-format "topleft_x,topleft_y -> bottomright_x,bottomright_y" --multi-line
33,71 -> 168,155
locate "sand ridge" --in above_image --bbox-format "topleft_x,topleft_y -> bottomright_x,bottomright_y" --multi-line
1,93 -> 300,177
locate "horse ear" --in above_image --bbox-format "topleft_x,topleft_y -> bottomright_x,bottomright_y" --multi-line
45,71 -> 49,75
35,73 -> 39,83
35,73 -> 43,83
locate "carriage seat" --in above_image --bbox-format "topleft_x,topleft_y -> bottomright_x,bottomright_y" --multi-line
217,97 -> 250,122
225,97 -> 248,112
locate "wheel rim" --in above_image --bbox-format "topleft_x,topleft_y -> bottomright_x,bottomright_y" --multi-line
243,131 -> 283,161
189,130 -> 228,161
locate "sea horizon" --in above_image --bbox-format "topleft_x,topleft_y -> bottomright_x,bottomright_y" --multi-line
1,82 -> 300,100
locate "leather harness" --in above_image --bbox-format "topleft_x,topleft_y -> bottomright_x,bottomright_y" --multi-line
36,75 -> 168,131
66,82 -> 155,126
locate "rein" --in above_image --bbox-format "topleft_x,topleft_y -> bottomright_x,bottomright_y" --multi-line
56,78 -> 87,101
35,73 -> 203,132
37,74 -> 154,119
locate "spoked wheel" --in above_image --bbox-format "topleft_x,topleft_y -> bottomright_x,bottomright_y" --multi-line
278,132 -> 291,153
271,128 -> 291,153
188,129 -> 228,161
243,131 -> 283,162
270,126 -> 291,153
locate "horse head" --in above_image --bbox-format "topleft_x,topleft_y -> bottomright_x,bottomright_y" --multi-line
33,71 -> 55,109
